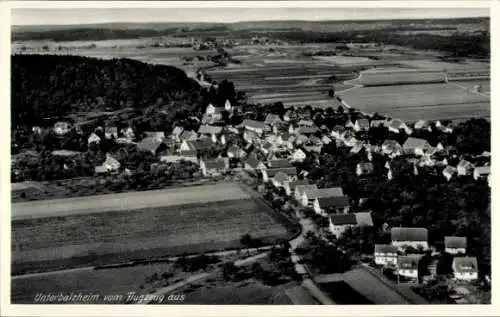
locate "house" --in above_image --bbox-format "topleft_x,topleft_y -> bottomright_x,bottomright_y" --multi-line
290,149 -> 307,163
267,159 -> 293,169
356,162 -> 374,176
239,119 -> 267,134
171,126 -> 184,140
295,184 -> 318,205
265,134 -> 283,147
298,126 -> 319,135
435,121 -> 454,134
262,167 -> 297,183
54,121 -> 71,135
137,137 -> 167,154
283,109 -> 296,122
313,187 -> 350,215
160,154 -> 196,164
145,131 -> 165,141
200,158 -> 228,177
402,137 -> 432,156
51,149 -> 81,157
244,155 -> 267,171
178,150 -> 198,162
87,133 -> 101,144
350,143 -> 364,154
121,126 -> 135,139
374,245 -> 398,267
473,165 -> 490,182
265,114 -> 282,126
284,179 -> 309,196
388,119 -> 412,134
105,127 -> 118,139
224,99 -> 232,112
442,166 -> 457,181
298,119 -> 314,127
179,130 -> 198,141
343,136 -> 358,147
227,144 -> 240,158
353,119 -> 370,132
391,227 -> 429,251
294,134 -> 309,145
397,255 -> 423,279
370,120 -> 386,128
382,140 -> 402,156
95,153 -> 121,174
198,125 -> 223,136
452,257 -> 478,281
328,212 -> 373,237
344,120 -> 354,128
271,172 -> 291,188
321,135 -> 332,144
243,130 -> 259,144
331,125 -> 347,140
444,236 -> 467,255
32,126 -> 43,135
414,120 -> 432,132
457,159 -> 474,176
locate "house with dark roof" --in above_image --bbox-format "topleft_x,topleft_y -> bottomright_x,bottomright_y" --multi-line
397,255 -> 423,279
239,119 -> 267,134
297,126 -> 319,135
328,212 -> 373,237
271,172 -> 292,188
244,154 -> 266,172
445,236 -> 467,255
452,257 -> 478,281
262,167 -> 297,183
354,119 -> 370,132
374,244 -> 398,267
356,162 -> 374,176
295,184 -> 318,206
312,187 -> 350,215
403,137 -> 432,156
200,158 -> 229,177
391,227 -> 429,251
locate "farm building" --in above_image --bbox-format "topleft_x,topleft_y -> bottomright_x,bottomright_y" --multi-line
200,158 -> 229,177
397,255 -> 423,280
452,257 -> 478,281
444,236 -> 467,255
391,227 -> 429,251
356,162 -> 374,176
374,244 -> 398,267
402,137 -> 432,156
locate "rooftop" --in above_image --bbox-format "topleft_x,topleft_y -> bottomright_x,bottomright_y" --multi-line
330,213 -> 357,226
445,236 -> 467,249
391,227 -> 428,242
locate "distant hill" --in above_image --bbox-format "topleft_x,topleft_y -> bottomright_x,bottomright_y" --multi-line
11,54 -> 202,127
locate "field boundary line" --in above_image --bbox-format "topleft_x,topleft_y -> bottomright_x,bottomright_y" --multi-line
449,82 -> 489,98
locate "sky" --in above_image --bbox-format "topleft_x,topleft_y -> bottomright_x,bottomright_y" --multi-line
12,7 -> 489,25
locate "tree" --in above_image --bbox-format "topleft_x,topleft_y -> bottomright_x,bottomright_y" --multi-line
328,88 -> 335,98
240,233 -> 254,248
221,262 -> 239,281
337,105 -> 344,114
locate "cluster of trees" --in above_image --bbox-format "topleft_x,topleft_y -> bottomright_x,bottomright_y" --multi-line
174,254 -> 220,272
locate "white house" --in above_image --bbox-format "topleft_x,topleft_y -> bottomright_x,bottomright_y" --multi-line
171,126 -> 184,141
283,179 -> 309,196
397,255 -> 422,279
443,166 -> 458,181
290,149 -> 307,163
295,184 -> 318,206
391,227 -> 429,251
374,244 -> 398,267
343,136 -> 358,147
200,158 -> 228,177
356,162 -> 374,176
382,140 -> 402,156
457,159 -> 474,176
224,99 -> 232,112
353,119 -> 370,132
444,236 -> 467,255
414,120 -> 432,132
88,133 -> 101,144
473,165 -> 490,181
388,119 -> 412,134
54,121 -> 71,135
452,257 -> 478,281
402,137 -> 432,156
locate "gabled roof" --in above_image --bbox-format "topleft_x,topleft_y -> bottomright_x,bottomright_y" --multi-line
357,162 -> 374,174
330,213 -> 357,226
239,119 -> 267,130
172,126 -> 184,136
475,166 -> 490,175
316,187 -> 344,198
265,114 -> 282,125
273,172 -> 290,183
356,119 -> 370,128
245,155 -> 261,169
370,120 -> 386,127
398,255 -> 422,270
51,150 -> 81,157
403,137 -> 431,150
318,195 -> 350,208
374,244 -> 398,254
289,179 -> 310,189
180,130 -> 197,140
388,119 -> 406,130
268,159 -> 293,169
189,139 -> 212,150
457,159 -> 474,170
266,167 -> 297,177
453,257 -> 478,273
443,166 -> 457,175
414,120 -> 430,129
332,125 -> 347,134
137,137 -> 164,152
354,212 -> 374,227
298,126 -> 319,135
180,149 -> 197,157
391,227 -> 428,242
198,125 -> 222,135
145,131 -> 165,139
296,184 -> 318,197
103,153 -> 120,167
203,159 -> 227,169
445,236 -> 467,249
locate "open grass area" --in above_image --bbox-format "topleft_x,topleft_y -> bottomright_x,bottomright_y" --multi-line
12,184 -> 294,275
350,69 -> 446,86
339,82 -> 490,121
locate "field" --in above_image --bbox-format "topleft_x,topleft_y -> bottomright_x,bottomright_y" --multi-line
349,69 -> 446,86
12,183 -> 293,274
313,55 -> 385,67
397,59 -> 490,71
339,82 -> 490,122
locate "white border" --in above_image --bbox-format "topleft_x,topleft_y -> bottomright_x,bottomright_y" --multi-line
1,1 -> 497,316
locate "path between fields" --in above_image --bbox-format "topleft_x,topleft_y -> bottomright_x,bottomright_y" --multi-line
11,246 -> 275,280
449,81 -> 490,98
137,252 -> 270,304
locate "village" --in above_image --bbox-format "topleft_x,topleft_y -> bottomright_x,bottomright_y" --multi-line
11,89 -> 491,304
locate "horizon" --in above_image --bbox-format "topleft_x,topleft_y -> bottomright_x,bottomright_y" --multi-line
12,8 -> 489,26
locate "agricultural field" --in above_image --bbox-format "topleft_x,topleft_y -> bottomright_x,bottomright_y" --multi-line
397,59 -> 489,72
349,69 -> 446,86
313,55 -> 386,67
12,183 -> 293,274
339,82 -> 490,122
449,80 -> 491,96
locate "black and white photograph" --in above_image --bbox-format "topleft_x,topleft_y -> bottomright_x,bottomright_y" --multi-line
1,0 -> 496,314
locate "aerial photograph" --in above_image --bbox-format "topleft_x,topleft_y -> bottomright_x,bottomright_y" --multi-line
9,5 -> 491,306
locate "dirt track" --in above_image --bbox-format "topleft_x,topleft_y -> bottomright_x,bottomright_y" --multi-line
11,182 -> 250,220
